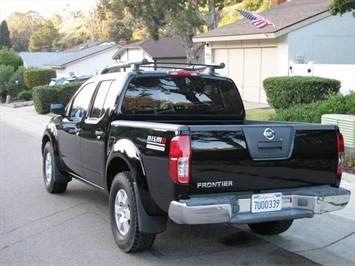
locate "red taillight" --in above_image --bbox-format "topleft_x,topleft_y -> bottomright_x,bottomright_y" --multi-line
169,135 -> 191,184
166,70 -> 201,77
337,132 -> 345,175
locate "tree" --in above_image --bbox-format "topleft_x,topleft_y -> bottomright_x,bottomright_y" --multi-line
0,20 -> 12,48
6,11 -> 44,51
329,0 -> 355,17
28,20 -> 60,51
95,0 -> 133,42
122,0 -> 225,63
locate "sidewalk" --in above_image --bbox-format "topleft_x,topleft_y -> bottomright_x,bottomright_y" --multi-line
243,100 -> 270,110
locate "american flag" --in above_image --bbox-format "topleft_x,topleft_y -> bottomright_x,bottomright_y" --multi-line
238,10 -> 276,29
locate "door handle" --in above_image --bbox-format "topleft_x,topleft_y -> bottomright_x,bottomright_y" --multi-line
95,129 -> 104,139
68,128 -> 81,134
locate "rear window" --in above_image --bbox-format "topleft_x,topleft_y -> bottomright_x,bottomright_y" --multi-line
121,76 -> 244,116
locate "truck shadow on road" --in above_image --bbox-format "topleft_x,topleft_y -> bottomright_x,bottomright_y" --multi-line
58,181 -> 318,265
148,221 -> 317,265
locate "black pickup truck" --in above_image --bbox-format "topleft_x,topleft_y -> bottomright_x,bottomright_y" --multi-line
42,60 -> 350,253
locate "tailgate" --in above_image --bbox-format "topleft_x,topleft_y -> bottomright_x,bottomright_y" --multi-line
189,123 -> 340,195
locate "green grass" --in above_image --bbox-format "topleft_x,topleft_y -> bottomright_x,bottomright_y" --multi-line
246,108 -> 276,121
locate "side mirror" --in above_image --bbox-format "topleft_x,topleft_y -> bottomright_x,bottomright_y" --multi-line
50,103 -> 65,115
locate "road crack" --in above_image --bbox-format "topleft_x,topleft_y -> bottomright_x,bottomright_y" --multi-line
1,201 -> 94,250
296,231 -> 355,252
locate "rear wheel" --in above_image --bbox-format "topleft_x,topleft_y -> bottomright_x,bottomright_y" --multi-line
43,142 -> 68,193
109,171 -> 156,253
248,220 -> 293,235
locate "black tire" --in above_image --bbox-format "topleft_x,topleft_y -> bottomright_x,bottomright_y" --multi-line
248,220 -> 293,235
109,171 -> 156,253
43,142 -> 68,193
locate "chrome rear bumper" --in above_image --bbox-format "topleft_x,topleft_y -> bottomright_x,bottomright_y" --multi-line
168,186 -> 350,225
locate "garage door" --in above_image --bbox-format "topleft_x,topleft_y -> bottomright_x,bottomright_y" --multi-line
213,47 -> 277,104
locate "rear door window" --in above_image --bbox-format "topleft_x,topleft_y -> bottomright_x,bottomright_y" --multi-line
69,82 -> 96,118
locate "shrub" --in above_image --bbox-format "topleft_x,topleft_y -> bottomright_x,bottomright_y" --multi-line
0,64 -> 14,100
0,48 -> 23,70
24,69 -> 56,89
17,90 -> 33,101
32,82 -> 82,114
272,92 -> 355,123
263,76 -> 341,110
6,66 -> 28,99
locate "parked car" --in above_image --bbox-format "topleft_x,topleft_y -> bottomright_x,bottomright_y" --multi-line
49,75 -> 93,86
62,75 -> 93,84
42,60 -> 350,253
49,77 -> 66,86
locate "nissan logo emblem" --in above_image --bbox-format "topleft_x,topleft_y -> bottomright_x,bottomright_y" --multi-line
263,128 -> 275,140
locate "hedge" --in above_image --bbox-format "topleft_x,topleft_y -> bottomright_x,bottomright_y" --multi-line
263,76 -> 341,110
272,92 -> 355,123
24,69 -> 56,89
17,89 -> 32,101
32,82 -> 82,114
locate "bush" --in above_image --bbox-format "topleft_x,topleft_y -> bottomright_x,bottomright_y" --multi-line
6,66 -> 28,99
0,65 -> 14,100
17,90 -> 32,101
32,82 -> 82,114
272,92 -> 355,123
24,69 -> 56,89
0,48 -> 23,70
263,76 -> 341,110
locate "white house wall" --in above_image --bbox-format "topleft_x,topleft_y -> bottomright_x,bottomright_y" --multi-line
60,49 -> 118,78
288,12 -> 355,65
118,48 -> 152,63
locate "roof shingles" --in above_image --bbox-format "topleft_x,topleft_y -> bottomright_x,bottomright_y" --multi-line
194,0 -> 332,39
44,44 -> 119,67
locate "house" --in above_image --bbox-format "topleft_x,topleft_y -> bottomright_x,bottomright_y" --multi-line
112,37 -> 187,64
44,42 -> 120,78
19,42 -> 120,78
19,52 -> 66,69
193,0 -> 355,103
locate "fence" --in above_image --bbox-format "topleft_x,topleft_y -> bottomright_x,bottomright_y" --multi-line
290,63 -> 355,95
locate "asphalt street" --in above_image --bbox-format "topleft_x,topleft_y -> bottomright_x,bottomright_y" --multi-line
1,103 -> 354,266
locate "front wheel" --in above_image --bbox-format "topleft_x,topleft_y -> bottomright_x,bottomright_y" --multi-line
248,220 -> 293,235
109,171 -> 156,253
43,142 -> 68,193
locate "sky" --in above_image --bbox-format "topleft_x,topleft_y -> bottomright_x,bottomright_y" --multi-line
0,0 -> 97,21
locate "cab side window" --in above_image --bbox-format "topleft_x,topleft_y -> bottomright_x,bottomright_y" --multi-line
91,81 -> 111,118
89,80 -> 120,118
103,80 -> 120,112
70,83 -> 96,118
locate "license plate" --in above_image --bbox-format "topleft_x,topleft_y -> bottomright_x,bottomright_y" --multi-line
251,192 -> 282,213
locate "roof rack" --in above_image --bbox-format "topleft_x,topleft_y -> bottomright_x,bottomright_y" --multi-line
101,59 -> 225,74
101,59 -> 150,74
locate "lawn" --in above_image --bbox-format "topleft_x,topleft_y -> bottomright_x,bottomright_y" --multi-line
245,108 -> 276,121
